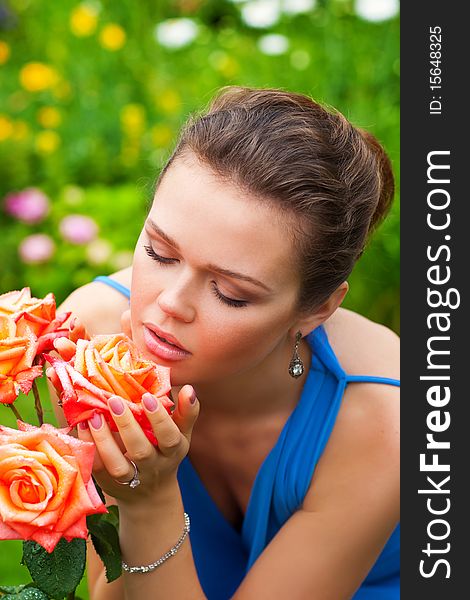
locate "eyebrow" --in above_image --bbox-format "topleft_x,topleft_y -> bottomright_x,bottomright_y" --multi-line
146,218 -> 273,293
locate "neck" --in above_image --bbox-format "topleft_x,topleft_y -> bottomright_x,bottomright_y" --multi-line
173,336 -> 312,424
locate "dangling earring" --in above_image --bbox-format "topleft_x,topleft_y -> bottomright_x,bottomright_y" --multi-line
288,331 -> 304,378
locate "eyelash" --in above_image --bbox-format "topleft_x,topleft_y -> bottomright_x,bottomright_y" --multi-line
143,245 -> 249,309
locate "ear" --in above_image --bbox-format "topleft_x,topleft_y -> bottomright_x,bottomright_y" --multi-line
290,281 -> 349,338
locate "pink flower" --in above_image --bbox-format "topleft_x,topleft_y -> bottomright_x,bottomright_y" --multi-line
59,215 -> 98,245
18,234 -> 55,264
3,188 -> 50,224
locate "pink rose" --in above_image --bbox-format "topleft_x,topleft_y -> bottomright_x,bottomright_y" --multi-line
59,215 -> 98,245
3,188 -> 50,224
19,234 -> 55,264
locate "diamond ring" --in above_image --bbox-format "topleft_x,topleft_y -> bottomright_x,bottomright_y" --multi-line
113,459 -> 140,489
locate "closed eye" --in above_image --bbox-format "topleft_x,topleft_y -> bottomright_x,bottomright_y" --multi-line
144,244 -> 177,265
143,244 -> 249,308
211,284 -> 248,308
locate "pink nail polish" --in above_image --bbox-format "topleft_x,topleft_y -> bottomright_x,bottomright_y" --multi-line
190,389 -> 197,404
109,396 -> 125,416
78,421 -> 88,430
89,412 -> 103,430
142,393 -> 158,412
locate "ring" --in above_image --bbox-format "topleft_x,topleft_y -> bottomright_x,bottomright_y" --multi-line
113,459 -> 141,489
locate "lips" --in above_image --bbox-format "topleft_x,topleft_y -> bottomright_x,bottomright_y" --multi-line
143,323 -> 189,353
143,326 -> 191,363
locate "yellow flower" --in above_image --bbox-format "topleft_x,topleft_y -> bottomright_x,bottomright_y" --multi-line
157,89 -> 182,115
120,104 -> 145,136
0,115 -> 14,141
70,3 -> 98,37
99,24 -> 126,51
20,63 -> 59,92
35,130 -> 60,154
0,41 -> 10,65
12,121 -> 30,141
37,107 -> 62,128
151,124 -> 173,147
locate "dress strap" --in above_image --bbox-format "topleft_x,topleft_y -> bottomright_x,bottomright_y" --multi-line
345,374 -> 400,387
93,276 -> 131,300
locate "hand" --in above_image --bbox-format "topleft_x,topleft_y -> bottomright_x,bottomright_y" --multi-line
120,308 -> 132,339
77,386 -> 200,502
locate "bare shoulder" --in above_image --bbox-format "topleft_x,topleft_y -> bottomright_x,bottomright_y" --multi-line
303,381 -> 399,507
57,267 -> 132,335
236,336 -> 400,598
303,308 -> 400,517
323,306 -> 400,379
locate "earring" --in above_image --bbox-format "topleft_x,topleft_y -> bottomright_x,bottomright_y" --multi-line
288,331 -> 304,378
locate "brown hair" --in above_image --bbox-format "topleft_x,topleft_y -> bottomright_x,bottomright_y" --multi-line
157,86 -> 395,313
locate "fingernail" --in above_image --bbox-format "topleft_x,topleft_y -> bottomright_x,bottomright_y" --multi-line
142,393 -> 158,412
78,421 -> 88,430
190,389 -> 197,405
70,317 -> 77,330
89,412 -> 103,430
109,396 -> 125,416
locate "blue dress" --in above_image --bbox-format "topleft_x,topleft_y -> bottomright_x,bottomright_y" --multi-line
94,276 -> 400,599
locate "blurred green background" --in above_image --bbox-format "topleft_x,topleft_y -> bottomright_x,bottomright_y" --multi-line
0,0 -> 399,595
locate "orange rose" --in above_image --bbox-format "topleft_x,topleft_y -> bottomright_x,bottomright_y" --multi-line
0,421 -> 106,552
0,288 -> 71,355
46,334 -> 172,444
0,316 -> 43,404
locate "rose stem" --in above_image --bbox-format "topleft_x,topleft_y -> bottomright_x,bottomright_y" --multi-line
8,403 -> 24,421
32,379 -> 44,425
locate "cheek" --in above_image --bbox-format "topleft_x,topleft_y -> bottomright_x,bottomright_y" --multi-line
197,304 -> 291,367
130,247 -> 161,319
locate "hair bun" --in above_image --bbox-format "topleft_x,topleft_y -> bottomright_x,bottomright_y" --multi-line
358,128 -> 395,234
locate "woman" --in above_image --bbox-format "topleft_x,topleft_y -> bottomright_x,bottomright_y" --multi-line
51,87 -> 400,599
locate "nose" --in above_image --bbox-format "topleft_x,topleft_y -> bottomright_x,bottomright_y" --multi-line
157,274 -> 196,323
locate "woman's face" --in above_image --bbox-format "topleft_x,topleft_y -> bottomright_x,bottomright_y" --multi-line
131,154 -> 303,386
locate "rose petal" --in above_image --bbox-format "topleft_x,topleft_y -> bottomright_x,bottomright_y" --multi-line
0,422 -> 106,553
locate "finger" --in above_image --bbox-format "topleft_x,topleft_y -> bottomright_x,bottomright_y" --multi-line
120,309 -> 132,339
107,396 -> 155,463
77,421 -> 106,472
172,385 -> 200,444
69,315 -> 90,343
87,411 -> 137,483
53,337 -> 77,361
141,393 -> 187,458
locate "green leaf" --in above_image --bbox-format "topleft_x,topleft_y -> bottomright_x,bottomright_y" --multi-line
0,587 -> 26,594
86,506 -> 122,583
0,584 -> 49,599
22,538 -> 86,599
105,504 -> 120,529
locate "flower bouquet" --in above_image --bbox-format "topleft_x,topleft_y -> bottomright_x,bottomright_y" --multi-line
0,288 -> 171,599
